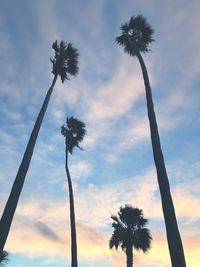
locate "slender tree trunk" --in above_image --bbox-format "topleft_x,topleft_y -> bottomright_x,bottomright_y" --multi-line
0,74 -> 58,254
65,142 -> 78,267
136,52 -> 186,267
126,246 -> 133,267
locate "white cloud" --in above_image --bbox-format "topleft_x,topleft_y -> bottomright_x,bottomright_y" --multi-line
85,57 -> 143,122
70,160 -> 92,180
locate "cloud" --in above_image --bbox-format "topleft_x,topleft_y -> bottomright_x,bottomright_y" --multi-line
6,213 -> 200,267
85,58 -> 143,122
0,130 -> 14,146
35,0 -> 61,43
102,75 -> 198,163
2,165 -> 199,266
172,187 -> 200,224
69,160 -> 92,180
74,171 -> 160,228
12,167 -> 200,230
105,116 -> 150,161
35,221 -> 60,242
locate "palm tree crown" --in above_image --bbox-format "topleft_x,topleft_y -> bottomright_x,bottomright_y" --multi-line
61,117 -> 86,154
116,15 -> 154,56
51,40 -> 79,83
109,205 -> 152,253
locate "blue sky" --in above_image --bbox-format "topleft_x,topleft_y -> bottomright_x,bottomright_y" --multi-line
0,0 -> 200,266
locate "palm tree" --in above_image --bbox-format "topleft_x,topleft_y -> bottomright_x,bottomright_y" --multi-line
0,251 -> 9,266
0,41 -> 79,255
61,117 -> 86,267
109,205 -> 152,267
116,15 -> 186,267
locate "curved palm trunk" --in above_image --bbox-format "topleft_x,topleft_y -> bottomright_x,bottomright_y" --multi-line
65,143 -> 78,267
126,246 -> 133,267
0,74 -> 58,254
136,52 -> 186,267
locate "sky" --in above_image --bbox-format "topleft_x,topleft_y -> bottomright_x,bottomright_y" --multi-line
0,0 -> 200,266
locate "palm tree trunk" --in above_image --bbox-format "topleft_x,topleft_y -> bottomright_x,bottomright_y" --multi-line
0,73 -> 58,254
136,52 -> 186,267
126,245 -> 133,267
65,142 -> 78,267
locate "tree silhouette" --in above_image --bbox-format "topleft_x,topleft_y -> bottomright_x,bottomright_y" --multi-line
109,205 -> 152,267
116,15 -> 186,267
0,251 -> 9,266
61,117 -> 86,267
0,41 -> 79,255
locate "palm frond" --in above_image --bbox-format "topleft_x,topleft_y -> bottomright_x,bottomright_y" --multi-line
61,125 -> 67,136
52,40 -> 59,52
65,43 -> 79,76
0,251 -> 9,266
116,15 -> 154,56
120,22 -> 129,33
111,215 -> 118,223
109,235 -> 120,250
133,228 -> 152,252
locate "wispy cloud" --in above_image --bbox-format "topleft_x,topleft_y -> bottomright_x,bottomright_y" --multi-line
35,221 -> 61,242
85,58 -> 143,122
69,160 -> 92,180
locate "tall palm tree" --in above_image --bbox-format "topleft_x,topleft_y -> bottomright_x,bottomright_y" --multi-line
116,15 -> 186,267
0,41 -> 79,255
61,117 -> 86,267
109,205 -> 152,267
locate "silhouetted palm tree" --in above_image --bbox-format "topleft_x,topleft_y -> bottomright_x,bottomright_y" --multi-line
0,41 -> 79,255
0,251 -> 9,266
116,15 -> 186,267
109,205 -> 152,267
61,117 -> 86,267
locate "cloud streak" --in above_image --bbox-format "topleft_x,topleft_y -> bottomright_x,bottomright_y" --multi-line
35,221 -> 61,242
